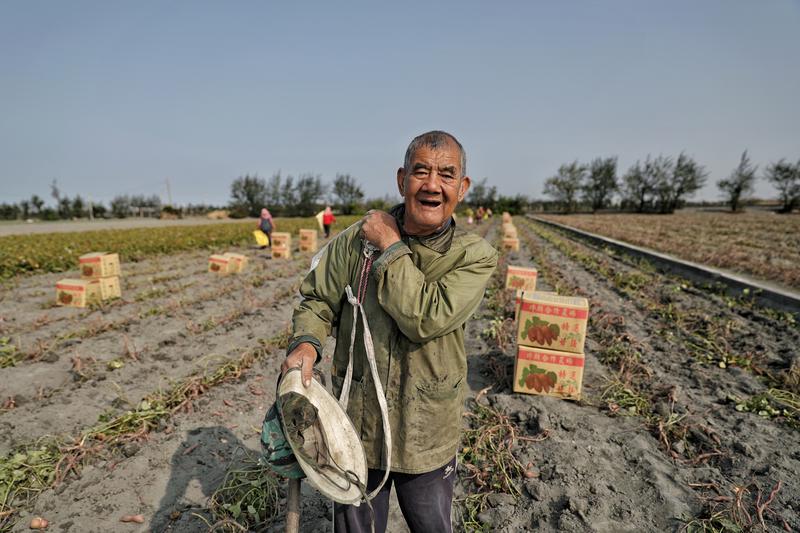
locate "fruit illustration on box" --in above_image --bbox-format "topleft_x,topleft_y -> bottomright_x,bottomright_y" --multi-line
521,316 -> 560,346
519,364 -> 558,393
58,292 -> 73,304
82,266 -> 94,276
210,263 -> 220,271
508,276 -> 526,289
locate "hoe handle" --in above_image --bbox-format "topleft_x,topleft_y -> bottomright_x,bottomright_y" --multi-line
286,478 -> 301,533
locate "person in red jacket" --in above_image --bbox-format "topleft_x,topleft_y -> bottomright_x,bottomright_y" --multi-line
322,205 -> 336,238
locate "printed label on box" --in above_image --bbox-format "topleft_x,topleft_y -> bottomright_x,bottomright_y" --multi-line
272,247 -> 292,259
517,293 -> 589,354
56,279 -> 101,308
506,266 -> 537,291
513,346 -> 584,400
299,229 -> 317,243
208,254 -> 233,274
79,252 -> 120,279
272,232 -> 291,248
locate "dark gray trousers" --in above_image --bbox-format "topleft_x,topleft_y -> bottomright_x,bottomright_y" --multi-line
333,457 -> 457,533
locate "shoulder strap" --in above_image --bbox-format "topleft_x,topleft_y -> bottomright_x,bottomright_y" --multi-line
339,242 -> 392,501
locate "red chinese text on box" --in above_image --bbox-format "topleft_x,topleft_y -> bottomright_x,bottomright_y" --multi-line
518,349 -> 585,368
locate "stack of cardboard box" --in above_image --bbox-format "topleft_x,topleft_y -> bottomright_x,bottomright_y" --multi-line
299,229 -> 318,252
503,262 -> 589,400
501,214 -> 520,252
271,232 -> 292,259
56,252 -> 121,307
513,292 -> 588,400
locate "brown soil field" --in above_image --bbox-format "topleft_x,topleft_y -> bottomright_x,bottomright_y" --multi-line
536,211 -> 800,291
1,219 -> 798,532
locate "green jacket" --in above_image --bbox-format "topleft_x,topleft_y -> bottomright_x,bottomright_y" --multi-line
288,206 -> 498,474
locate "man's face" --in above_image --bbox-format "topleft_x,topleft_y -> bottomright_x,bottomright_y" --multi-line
397,142 -> 471,235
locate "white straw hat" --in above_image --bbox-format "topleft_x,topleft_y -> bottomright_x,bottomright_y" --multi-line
277,368 -> 368,505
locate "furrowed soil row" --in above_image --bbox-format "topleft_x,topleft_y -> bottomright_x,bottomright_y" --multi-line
522,219 -> 799,425
0,274 -> 301,454
516,218 -> 798,531
455,221 -> 706,531
0,247 -> 295,338
0,257 -> 310,455
0,249 -> 309,369
535,213 -> 800,291
0,324 -> 294,532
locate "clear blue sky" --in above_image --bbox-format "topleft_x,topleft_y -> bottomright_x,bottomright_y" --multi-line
1,0 -> 799,206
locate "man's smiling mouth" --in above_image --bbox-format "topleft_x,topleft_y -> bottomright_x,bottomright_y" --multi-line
418,198 -> 442,208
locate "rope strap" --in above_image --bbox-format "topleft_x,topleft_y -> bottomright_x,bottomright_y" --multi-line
339,242 -> 391,501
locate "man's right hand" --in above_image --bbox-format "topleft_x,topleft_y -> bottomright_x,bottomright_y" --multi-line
280,342 -> 317,387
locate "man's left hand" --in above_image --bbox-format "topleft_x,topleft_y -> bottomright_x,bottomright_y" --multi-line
362,210 -> 401,251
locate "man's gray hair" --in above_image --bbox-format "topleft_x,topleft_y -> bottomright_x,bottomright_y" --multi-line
403,130 -> 466,178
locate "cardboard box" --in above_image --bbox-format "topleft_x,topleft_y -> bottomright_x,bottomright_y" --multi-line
517,292 -> 589,354
299,229 -> 318,252
208,254 -> 234,274
79,252 -> 120,279
271,232 -> 291,249
299,229 -> 318,243
514,290 -> 555,322
514,345 -> 584,400
502,223 -> 517,239
506,265 -> 537,291
501,238 -> 520,252
272,247 -> 292,259
56,279 -> 101,308
224,252 -> 248,273
96,276 -> 121,300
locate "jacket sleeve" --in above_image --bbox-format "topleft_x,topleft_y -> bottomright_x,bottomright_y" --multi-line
372,238 -> 498,344
288,224 -> 359,358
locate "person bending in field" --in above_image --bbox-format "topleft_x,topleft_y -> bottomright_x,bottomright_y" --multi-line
281,130 -> 498,533
257,207 -> 274,247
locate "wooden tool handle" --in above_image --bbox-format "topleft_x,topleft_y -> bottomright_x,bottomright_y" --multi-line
286,478 -> 301,533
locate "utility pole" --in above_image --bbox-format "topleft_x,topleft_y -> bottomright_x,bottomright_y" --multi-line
165,178 -> 173,206
88,195 -> 94,221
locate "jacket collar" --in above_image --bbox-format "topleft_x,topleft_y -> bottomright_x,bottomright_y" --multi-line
389,204 -> 455,253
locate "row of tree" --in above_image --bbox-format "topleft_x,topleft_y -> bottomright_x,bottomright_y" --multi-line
543,152 -> 800,214
718,153 -> 800,213
229,172 -> 369,217
4,154 -> 797,221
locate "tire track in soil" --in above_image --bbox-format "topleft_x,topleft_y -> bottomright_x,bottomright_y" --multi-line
0,249 -> 313,456
514,219 -> 799,531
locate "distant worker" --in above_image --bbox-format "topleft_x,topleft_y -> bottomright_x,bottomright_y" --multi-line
257,208 -> 274,248
322,205 -> 336,238
486,207 -> 493,219
475,205 -> 485,225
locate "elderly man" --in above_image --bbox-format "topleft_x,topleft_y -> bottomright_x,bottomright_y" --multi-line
281,131 -> 498,532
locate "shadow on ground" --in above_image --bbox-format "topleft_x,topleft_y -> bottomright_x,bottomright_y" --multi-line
152,426 -> 249,532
